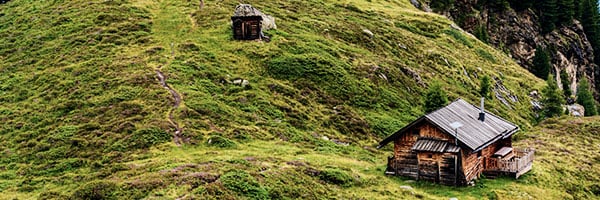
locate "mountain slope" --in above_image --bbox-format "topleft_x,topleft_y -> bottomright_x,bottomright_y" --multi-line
0,0 -> 577,199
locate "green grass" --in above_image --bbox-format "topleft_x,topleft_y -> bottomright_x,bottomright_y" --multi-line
1,0 -> 591,199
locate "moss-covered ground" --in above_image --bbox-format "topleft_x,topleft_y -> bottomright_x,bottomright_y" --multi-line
1,0 -> 596,199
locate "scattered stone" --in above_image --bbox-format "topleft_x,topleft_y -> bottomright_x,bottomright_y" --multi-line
398,43 -> 408,50
567,104 -> 585,117
321,136 -> 329,141
332,139 -> 350,146
530,100 -> 542,111
232,79 -> 250,87
449,198 -> 459,200
400,185 -> 415,195
363,29 -> 374,38
401,67 -> 425,87
286,160 -> 307,167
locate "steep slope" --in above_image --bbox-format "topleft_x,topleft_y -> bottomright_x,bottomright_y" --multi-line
421,0 -> 598,95
0,0 -> 558,199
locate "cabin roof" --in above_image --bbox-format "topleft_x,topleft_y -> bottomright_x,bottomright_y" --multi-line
378,99 -> 519,151
412,138 -> 460,153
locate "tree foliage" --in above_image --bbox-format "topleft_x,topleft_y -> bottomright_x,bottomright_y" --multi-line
557,0 -> 575,25
542,75 -> 566,118
532,46 -> 552,80
559,69 -> 572,97
540,0 -> 559,33
474,24 -> 490,43
424,82 -> 449,113
480,75 -> 491,98
430,0 -> 455,12
576,76 -> 598,116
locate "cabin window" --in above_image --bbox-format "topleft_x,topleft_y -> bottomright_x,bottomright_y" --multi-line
477,151 -> 482,158
427,154 -> 433,158
412,129 -> 419,137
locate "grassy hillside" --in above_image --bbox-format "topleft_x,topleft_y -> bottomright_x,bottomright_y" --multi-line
0,0 -> 583,199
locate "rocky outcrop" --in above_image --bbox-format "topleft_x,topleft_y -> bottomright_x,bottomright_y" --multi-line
415,1 -> 598,96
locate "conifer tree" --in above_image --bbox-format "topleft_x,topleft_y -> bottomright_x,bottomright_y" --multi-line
576,76 -> 598,116
540,0 -> 559,33
573,0 -> 583,21
560,69 -> 572,97
557,0 -> 575,26
581,0 -> 600,64
532,46 -> 552,80
542,74 -> 565,118
480,75 -> 491,98
424,82 -> 449,113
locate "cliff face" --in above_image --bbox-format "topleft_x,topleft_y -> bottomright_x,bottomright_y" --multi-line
423,0 -> 598,95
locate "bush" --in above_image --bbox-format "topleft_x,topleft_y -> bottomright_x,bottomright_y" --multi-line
71,181 -> 119,200
319,168 -> 355,187
220,170 -> 269,199
207,135 -> 236,148
423,82 -> 448,113
129,128 -> 171,149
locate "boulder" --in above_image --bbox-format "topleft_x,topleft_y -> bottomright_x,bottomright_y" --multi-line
567,104 -> 585,117
363,29 -> 374,38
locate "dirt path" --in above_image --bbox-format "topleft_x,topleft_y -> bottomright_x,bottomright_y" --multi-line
156,67 -> 184,145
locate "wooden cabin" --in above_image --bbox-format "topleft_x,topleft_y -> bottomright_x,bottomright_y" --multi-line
231,16 -> 262,40
377,98 -> 534,185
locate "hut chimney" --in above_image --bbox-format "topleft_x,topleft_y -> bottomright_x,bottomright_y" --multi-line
478,97 -> 485,122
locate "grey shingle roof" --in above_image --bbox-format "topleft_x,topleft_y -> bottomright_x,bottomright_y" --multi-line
378,99 -> 519,151
412,139 -> 460,153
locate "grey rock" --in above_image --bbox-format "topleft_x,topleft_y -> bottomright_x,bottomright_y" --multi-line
567,104 -> 585,117
363,29 -> 374,38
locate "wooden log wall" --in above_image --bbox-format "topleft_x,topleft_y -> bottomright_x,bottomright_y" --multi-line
391,129 -> 418,179
461,149 -> 482,182
418,123 -> 453,141
416,152 -> 458,185
390,122 -> 470,185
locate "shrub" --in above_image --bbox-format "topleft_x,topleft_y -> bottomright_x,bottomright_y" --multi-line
71,181 -> 119,200
319,168 -> 355,187
207,135 -> 236,148
423,82 -> 449,113
129,128 -> 171,149
220,170 -> 269,199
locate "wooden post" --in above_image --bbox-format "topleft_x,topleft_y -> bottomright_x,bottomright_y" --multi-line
416,155 -> 420,181
437,160 -> 441,183
454,154 -> 457,186
200,0 -> 204,9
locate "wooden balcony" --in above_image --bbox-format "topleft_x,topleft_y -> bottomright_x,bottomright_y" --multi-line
484,148 -> 534,178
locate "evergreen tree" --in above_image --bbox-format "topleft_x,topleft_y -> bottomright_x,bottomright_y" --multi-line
532,46 -> 552,80
424,82 -> 449,113
430,0 -> 455,12
573,0 -> 583,21
576,76 -> 598,116
581,0 -> 600,64
557,0 -> 575,25
480,75 -> 491,98
540,0 -> 558,33
559,69 -> 572,97
508,0 -> 534,11
542,75 -> 566,117
474,25 -> 490,43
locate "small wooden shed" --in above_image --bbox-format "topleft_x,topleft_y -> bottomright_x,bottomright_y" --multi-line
378,98 -> 534,185
231,15 -> 262,40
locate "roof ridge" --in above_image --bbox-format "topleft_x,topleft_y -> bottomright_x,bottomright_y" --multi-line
463,98 -> 519,128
